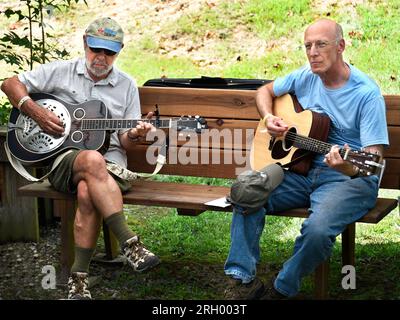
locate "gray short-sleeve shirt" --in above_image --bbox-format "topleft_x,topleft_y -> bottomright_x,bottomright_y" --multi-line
18,57 -> 141,167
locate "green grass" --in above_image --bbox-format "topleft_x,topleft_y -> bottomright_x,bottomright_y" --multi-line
2,0 -> 400,93
163,0 -> 398,92
116,189 -> 399,299
174,3 -> 236,37
222,50 -> 305,79
108,188 -> 400,300
117,48 -> 203,86
117,0 -> 400,93
243,0 -> 312,39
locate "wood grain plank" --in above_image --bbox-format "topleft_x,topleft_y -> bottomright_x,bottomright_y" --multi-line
385,127 -> 400,157
127,146 -> 250,178
139,86 -> 259,119
0,164 -> 38,242
135,118 -> 258,150
384,95 -> 400,126
18,180 -> 397,223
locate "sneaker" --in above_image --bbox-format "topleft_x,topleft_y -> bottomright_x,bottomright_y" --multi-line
223,277 -> 265,300
67,272 -> 92,300
260,277 -> 287,300
122,236 -> 160,272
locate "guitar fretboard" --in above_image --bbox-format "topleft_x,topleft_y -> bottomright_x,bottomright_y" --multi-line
289,132 -> 346,157
80,119 -> 171,130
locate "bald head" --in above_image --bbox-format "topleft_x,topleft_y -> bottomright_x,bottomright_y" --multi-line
305,19 -> 343,41
303,19 -> 347,77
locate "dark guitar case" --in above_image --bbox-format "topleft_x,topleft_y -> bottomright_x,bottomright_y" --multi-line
143,76 -> 272,90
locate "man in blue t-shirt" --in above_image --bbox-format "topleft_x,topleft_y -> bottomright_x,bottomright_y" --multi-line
224,18 -> 389,299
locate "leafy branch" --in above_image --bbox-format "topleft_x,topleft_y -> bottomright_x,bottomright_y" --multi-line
0,0 -> 87,124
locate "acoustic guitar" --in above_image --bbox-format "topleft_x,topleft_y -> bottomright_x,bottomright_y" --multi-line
7,93 -> 208,167
250,94 -> 385,177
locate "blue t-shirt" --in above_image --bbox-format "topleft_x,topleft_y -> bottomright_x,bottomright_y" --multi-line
273,64 -> 389,166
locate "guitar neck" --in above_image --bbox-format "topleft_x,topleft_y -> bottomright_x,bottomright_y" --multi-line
289,132 -> 346,157
80,119 -> 171,130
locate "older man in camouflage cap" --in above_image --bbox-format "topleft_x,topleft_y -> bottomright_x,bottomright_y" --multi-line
1,17 -> 159,300
84,17 -> 125,79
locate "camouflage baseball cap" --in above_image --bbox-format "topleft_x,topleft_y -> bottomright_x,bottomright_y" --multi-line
85,17 -> 124,53
228,164 -> 284,214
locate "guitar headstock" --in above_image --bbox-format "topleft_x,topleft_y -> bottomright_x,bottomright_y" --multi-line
173,116 -> 208,133
344,149 -> 385,177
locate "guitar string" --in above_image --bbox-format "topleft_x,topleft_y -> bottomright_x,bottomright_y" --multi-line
80,118 -> 198,130
278,131 -> 372,160
281,131 -> 338,155
80,119 -> 171,130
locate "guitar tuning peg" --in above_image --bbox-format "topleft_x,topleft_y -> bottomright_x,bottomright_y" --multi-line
197,117 -> 207,125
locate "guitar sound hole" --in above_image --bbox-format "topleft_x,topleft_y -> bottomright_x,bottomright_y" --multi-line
271,140 -> 290,160
73,108 -> 85,119
71,131 -> 83,143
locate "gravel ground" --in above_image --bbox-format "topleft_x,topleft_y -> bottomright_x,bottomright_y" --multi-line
0,223 -> 64,300
0,220 -> 233,300
0,222 -> 129,300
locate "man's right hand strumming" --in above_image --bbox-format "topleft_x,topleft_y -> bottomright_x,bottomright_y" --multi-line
21,99 -> 65,137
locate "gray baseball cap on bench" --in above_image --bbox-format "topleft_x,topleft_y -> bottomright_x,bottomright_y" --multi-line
228,163 -> 284,214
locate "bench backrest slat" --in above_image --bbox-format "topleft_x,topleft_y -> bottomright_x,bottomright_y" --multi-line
139,87 -> 260,119
128,145 -> 247,179
129,87 -> 400,189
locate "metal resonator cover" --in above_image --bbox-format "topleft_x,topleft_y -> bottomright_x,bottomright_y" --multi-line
15,98 -> 71,154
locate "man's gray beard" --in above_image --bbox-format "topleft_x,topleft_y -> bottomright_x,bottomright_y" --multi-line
85,59 -> 113,77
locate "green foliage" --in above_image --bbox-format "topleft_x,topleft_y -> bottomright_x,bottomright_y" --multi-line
0,97 -> 11,125
0,0 -> 86,73
0,0 -> 87,124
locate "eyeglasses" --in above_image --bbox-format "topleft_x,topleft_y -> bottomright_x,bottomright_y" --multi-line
88,46 -> 117,56
304,39 -> 339,52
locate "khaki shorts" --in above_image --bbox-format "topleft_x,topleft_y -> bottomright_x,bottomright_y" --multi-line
48,150 -> 132,194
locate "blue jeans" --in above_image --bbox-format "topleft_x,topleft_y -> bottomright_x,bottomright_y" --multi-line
224,166 -> 379,297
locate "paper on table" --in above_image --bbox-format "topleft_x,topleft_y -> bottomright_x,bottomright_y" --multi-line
204,197 -> 231,208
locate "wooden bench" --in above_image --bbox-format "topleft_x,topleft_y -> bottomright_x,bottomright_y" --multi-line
17,87 -> 400,299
